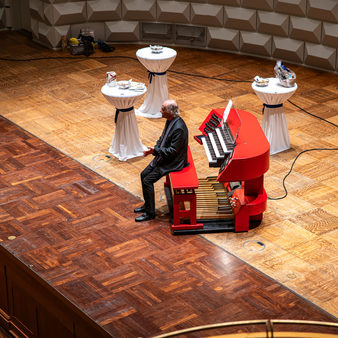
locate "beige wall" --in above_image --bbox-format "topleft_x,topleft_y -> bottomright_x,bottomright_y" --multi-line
2,0 -> 338,73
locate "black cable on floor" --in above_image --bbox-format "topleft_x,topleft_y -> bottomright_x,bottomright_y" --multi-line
0,55 -> 139,62
0,55 -> 252,83
268,148 -> 338,200
287,99 -> 338,128
167,69 -> 252,83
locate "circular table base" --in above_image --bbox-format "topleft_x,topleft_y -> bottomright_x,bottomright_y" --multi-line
108,149 -> 145,162
135,109 -> 162,119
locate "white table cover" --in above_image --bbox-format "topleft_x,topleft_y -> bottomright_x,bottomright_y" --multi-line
136,47 -> 177,118
101,83 -> 147,161
252,77 -> 297,155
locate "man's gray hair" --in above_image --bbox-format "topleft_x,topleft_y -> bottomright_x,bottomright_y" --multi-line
164,100 -> 180,117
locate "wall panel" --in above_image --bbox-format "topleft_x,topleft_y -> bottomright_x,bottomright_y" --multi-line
3,0 -> 337,83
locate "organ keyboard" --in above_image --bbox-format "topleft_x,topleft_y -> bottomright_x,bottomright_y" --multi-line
165,104 -> 270,234
195,100 -> 239,168
200,125 -> 235,167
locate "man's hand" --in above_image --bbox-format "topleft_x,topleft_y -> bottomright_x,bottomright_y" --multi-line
143,147 -> 154,156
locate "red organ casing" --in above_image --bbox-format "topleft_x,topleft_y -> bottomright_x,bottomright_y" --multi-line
165,108 -> 270,234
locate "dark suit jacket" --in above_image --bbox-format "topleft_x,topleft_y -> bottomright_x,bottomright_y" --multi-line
152,117 -> 188,176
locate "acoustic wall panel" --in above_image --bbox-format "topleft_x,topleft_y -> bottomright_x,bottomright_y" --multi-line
29,0 -> 44,21
240,31 -> 272,56
322,22 -> 338,48
36,21 -> 51,46
207,0 -> 240,5
43,0 -> 86,3
175,0 -> 240,4
242,0 -> 274,11
257,11 -> 289,37
290,16 -> 322,44
207,27 -> 239,51
105,20 -> 139,41
87,0 -> 121,22
224,6 -> 256,31
275,0 -> 306,17
30,17 -> 39,39
157,1 -> 190,24
272,36 -> 304,63
44,2 -> 86,26
191,3 -> 223,27
53,24 -> 71,44
37,21 -> 70,48
307,0 -> 338,24
304,43 -> 336,71
122,0 -> 156,21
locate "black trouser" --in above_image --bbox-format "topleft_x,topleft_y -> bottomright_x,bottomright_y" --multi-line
140,163 -> 163,215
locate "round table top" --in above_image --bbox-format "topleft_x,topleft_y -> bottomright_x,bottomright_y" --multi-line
252,77 -> 297,95
101,83 -> 147,109
136,46 -> 177,61
101,83 -> 146,98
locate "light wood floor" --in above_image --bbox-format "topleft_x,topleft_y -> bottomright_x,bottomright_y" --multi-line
1,31 -> 337,318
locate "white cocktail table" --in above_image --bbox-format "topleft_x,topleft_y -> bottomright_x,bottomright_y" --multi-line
136,46 -> 177,118
252,77 -> 297,155
101,83 -> 147,161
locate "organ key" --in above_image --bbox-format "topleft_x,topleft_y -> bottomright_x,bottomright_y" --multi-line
201,136 -> 216,165
208,132 -> 222,159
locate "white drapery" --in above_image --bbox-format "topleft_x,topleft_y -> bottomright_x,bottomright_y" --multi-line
101,84 -> 147,161
252,78 -> 297,155
136,47 -> 177,118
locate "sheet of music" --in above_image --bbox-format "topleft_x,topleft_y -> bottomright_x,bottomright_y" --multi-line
223,99 -> 232,122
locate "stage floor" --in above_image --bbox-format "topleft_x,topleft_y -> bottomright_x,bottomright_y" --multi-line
0,31 -> 337,336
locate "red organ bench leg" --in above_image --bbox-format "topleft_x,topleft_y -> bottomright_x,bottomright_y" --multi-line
164,146 -> 203,231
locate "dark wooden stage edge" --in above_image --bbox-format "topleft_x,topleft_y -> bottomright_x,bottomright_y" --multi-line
0,116 -> 336,337
0,246 -> 111,338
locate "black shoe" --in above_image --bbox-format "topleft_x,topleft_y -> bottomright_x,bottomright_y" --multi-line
135,212 -> 155,222
134,205 -> 146,213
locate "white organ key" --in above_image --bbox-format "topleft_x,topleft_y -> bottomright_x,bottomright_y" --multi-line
216,128 -> 229,153
201,137 -> 216,164
208,132 -> 221,159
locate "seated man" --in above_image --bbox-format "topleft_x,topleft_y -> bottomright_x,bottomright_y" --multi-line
134,99 -> 188,222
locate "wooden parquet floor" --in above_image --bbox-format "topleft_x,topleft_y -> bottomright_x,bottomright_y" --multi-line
0,31 -> 337,336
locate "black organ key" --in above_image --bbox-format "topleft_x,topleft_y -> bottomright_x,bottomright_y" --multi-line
220,125 -> 235,148
218,150 -> 233,174
201,135 -> 216,164
205,137 -> 216,160
211,113 -> 222,122
209,118 -> 219,127
215,128 -> 231,154
210,131 -> 225,157
204,125 -> 213,134
205,121 -> 215,131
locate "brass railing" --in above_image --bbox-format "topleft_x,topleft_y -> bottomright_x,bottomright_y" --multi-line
152,319 -> 338,338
